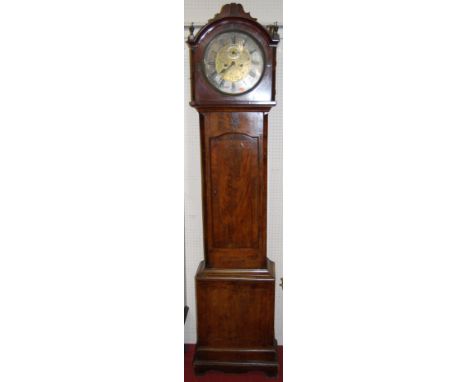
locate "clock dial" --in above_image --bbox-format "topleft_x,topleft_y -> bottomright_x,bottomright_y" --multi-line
203,32 -> 264,95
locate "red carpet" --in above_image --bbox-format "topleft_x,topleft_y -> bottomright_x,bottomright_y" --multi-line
184,345 -> 283,381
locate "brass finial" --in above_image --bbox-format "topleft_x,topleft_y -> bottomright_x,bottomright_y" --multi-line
270,21 -> 279,40
188,22 -> 195,42
269,21 -> 280,41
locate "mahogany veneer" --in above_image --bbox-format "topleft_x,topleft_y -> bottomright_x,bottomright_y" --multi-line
187,4 -> 280,377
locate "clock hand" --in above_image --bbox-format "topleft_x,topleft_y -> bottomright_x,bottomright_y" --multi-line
220,61 -> 235,74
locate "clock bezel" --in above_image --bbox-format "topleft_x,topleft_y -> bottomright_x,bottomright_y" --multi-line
202,30 -> 266,96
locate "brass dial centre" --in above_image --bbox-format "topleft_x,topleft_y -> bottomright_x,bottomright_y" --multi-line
215,43 -> 251,82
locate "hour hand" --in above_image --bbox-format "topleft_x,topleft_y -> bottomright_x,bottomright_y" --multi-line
220,61 -> 235,74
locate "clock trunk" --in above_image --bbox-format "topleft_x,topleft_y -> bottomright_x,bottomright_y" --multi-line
200,111 -> 267,269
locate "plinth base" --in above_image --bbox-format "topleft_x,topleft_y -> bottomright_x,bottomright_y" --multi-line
193,340 -> 279,377
194,260 -> 278,377
194,360 -> 278,378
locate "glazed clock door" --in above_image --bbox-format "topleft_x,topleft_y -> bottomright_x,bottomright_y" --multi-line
201,111 -> 267,269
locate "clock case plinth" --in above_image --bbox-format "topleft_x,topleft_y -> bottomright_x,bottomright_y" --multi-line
187,4 -> 280,377
193,260 -> 278,377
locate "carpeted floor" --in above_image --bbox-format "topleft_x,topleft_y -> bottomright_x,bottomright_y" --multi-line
184,345 -> 283,381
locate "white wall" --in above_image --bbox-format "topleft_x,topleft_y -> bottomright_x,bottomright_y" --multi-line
184,0 -> 283,345
185,0 -> 283,25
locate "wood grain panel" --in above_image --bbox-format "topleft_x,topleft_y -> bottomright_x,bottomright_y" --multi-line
196,279 -> 275,348
210,133 -> 259,249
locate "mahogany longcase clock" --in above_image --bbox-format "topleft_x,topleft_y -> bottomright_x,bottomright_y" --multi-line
187,3 -> 280,377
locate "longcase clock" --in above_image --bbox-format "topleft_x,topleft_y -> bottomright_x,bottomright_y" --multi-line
186,3 -> 280,377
